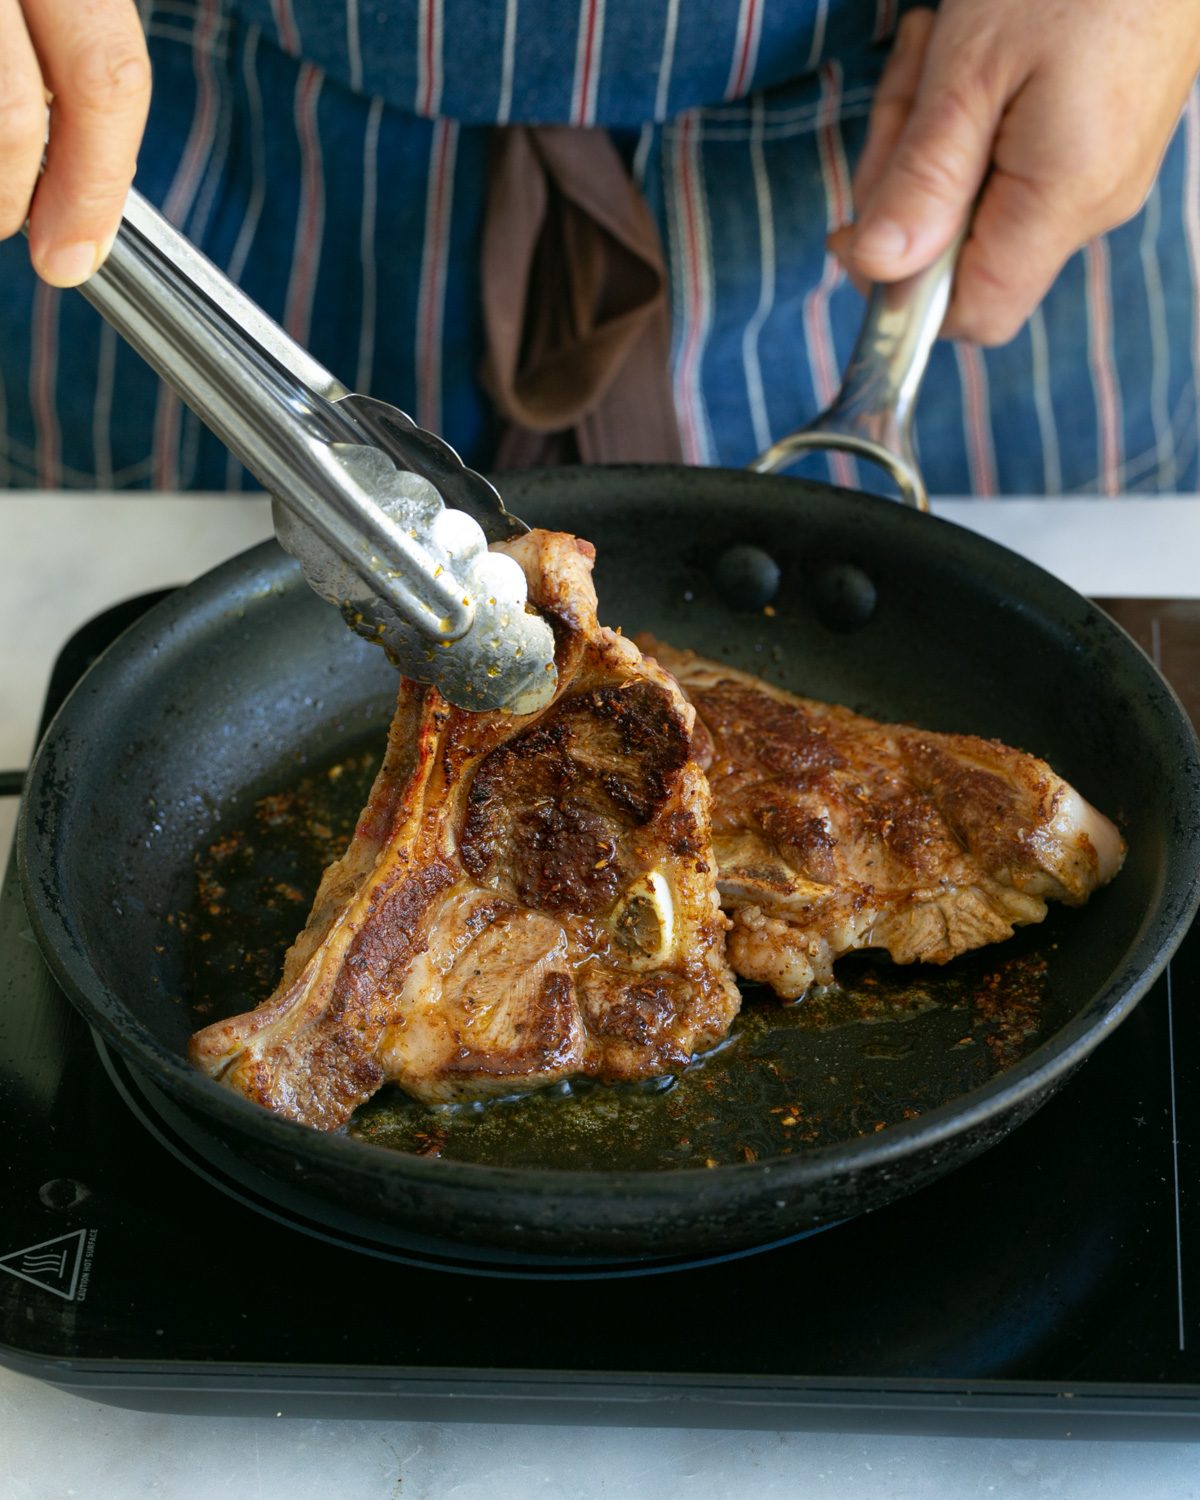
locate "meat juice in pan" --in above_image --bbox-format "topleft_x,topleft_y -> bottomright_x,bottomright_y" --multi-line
180,534 -> 1128,1176
180,727 -> 1068,1171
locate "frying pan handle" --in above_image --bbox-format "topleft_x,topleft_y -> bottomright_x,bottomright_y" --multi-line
749,229 -> 965,512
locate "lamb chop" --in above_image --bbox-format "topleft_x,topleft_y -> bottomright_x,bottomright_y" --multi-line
637,638 -> 1126,1001
190,532 -> 739,1129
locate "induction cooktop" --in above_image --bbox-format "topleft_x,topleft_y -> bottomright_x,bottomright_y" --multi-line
2,594 -> 1200,1437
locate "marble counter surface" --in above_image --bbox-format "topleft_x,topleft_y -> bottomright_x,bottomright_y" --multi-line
2,490 -> 1199,1499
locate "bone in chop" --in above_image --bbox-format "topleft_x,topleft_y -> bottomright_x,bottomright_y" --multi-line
189,532 -> 1125,1130
637,637 -> 1126,1002
190,531 -> 740,1129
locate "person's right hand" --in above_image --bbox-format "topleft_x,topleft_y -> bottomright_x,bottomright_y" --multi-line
1,0 -> 151,286
831,1 -> 1200,347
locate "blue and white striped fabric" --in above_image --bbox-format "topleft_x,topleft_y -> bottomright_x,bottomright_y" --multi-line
0,0 -> 1197,495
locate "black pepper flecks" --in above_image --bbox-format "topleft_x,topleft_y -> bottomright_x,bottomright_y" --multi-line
181,744 -> 381,1022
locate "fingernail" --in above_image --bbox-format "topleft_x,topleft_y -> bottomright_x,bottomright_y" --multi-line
38,241 -> 101,287
854,219 -> 909,266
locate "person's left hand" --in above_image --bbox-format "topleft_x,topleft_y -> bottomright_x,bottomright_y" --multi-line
830,0 -> 1200,345
0,0 -> 151,286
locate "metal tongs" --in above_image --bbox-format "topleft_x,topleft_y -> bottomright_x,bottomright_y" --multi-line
78,188 -> 558,714
751,230 -> 965,509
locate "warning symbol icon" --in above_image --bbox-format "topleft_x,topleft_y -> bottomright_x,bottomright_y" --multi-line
0,1230 -> 88,1301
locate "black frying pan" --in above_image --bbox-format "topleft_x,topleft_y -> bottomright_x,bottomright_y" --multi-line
17,465 -> 1200,1274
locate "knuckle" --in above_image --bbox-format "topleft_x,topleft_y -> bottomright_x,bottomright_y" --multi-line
979,317 -> 1023,348
1071,162 -> 1118,212
951,258 -> 1031,347
925,77 -> 991,139
1056,154 -> 1145,235
893,134 -> 973,205
56,179 -> 132,216
0,200 -> 32,240
1103,178 -> 1151,228
63,34 -> 152,112
894,7 -> 936,50
1064,133 -> 1142,215
0,92 -> 43,236
895,87 -> 992,203
895,7 -> 925,39
868,97 -> 916,139
0,89 -> 48,150
953,306 -> 1023,348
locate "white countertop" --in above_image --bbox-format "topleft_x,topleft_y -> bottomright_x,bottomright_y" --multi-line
2,490 -> 1199,1498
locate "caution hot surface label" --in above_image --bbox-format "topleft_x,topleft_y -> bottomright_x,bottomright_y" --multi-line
0,1230 -> 96,1301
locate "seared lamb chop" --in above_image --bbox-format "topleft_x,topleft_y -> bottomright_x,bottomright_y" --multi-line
190,533 -> 739,1129
638,638 -> 1125,1001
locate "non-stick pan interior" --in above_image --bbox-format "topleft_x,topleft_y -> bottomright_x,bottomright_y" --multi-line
19,468 -> 1200,1263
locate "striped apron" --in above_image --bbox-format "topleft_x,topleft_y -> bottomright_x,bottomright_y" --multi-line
0,0 -> 1196,495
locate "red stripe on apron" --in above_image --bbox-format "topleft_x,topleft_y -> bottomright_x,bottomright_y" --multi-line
803,62 -> 856,490
417,120 -> 458,433
154,0 -> 222,490
30,284 -> 61,490
1084,236 -> 1124,497
672,112 -> 712,465
726,0 -> 760,100
284,64 -> 326,346
1180,89 -> 1200,493
572,0 -> 603,126
269,0 -> 301,57
418,0 -> 443,117
872,0 -> 897,42
954,343 -> 999,496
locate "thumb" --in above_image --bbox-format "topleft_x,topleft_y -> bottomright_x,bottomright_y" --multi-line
850,29 -> 1010,284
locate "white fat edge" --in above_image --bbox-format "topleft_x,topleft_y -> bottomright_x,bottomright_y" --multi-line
1027,786 -> 1126,895
1057,787 -> 1126,884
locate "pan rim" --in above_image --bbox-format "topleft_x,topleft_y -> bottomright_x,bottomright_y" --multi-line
17,469 -> 1200,1206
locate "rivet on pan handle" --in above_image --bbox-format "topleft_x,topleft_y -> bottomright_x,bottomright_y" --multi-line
749,229 -> 965,512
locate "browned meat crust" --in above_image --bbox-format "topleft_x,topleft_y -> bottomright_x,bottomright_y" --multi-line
189,533 -> 739,1128
638,637 -> 1126,1001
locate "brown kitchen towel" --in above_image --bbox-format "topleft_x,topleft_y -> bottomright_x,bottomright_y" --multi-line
481,125 -> 682,468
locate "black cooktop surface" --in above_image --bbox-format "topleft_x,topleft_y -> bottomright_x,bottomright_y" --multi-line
2,595 -> 1200,1436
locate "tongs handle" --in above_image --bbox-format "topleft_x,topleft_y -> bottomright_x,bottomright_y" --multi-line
73,188 -> 557,714
79,190 -> 470,635
97,188 -> 350,404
